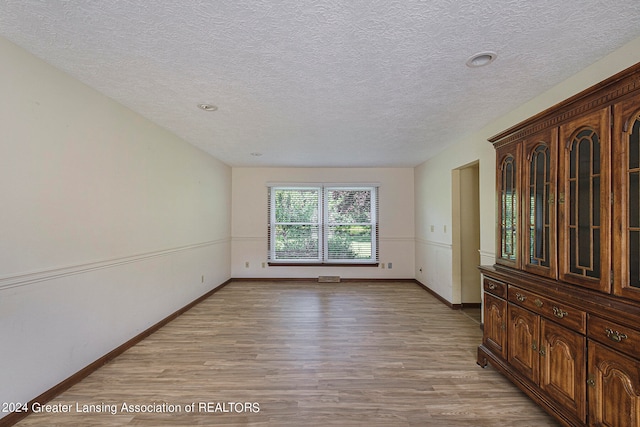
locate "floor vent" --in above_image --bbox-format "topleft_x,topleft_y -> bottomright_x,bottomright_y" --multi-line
318,276 -> 341,283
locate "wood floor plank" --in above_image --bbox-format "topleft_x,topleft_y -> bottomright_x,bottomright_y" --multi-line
13,281 -> 560,426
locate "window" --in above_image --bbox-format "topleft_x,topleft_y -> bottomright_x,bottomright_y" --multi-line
268,185 -> 379,264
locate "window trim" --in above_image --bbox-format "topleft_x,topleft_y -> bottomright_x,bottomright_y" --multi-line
267,184 -> 379,266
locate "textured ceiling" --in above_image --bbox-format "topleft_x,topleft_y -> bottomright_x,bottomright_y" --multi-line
2,1 -> 640,167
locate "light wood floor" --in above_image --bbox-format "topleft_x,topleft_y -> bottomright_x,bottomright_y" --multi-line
15,281 -> 560,426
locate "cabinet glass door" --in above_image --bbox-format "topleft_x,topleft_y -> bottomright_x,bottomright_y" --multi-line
559,108 -> 611,292
496,144 -> 521,268
523,130 -> 557,278
614,95 -> 640,301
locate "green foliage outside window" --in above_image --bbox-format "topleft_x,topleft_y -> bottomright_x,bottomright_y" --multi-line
270,187 -> 377,262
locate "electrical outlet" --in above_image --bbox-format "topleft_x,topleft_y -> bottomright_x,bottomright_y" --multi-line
201,275 -> 204,283
430,225 -> 435,232
245,261 -> 249,268
381,263 -> 385,269
388,263 -> 392,269
262,262 -> 266,268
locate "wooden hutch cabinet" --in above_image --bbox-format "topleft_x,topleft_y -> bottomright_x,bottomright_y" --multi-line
479,63 -> 640,427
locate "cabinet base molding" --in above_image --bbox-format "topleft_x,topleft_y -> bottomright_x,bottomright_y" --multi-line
477,345 -> 583,427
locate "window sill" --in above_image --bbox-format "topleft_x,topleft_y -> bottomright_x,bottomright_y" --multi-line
267,262 -> 379,267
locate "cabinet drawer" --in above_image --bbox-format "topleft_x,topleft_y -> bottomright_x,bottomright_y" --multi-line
484,277 -> 506,298
508,286 -> 586,333
588,315 -> 640,360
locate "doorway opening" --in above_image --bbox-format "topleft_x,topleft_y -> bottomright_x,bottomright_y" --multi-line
452,162 -> 481,324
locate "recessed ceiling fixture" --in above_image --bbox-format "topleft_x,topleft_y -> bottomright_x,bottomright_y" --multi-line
466,51 -> 497,68
250,152 -> 263,157
197,103 -> 218,111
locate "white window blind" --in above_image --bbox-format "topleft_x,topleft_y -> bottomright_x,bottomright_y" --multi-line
268,185 -> 378,264
269,187 -> 322,261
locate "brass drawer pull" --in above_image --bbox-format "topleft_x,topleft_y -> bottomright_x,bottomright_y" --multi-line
605,328 -> 628,343
534,299 -> 543,308
553,307 -> 568,319
516,293 -> 526,302
488,282 -> 496,290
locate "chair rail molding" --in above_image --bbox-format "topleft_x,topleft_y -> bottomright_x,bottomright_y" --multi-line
0,238 -> 231,291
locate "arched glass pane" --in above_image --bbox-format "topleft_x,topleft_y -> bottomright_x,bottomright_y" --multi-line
501,155 -> 517,261
568,128 -> 601,279
529,144 -> 550,267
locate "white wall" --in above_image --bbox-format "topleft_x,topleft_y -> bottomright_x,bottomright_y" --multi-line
231,167 -> 415,279
415,145 -> 494,304
414,34 -> 640,305
0,36 -> 232,417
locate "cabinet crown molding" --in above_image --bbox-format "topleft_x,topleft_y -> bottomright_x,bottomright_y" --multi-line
489,62 -> 640,148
